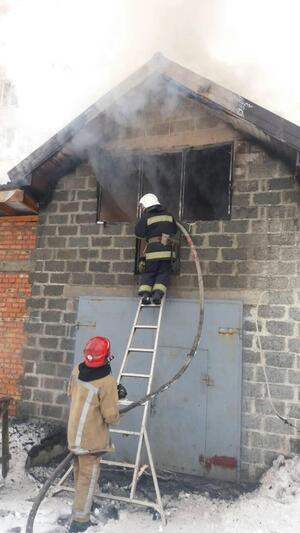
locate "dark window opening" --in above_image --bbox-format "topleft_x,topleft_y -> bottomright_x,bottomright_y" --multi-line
96,154 -> 140,223
142,153 -> 182,218
95,144 -> 232,275
183,145 -> 232,221
96,144 -> 232,223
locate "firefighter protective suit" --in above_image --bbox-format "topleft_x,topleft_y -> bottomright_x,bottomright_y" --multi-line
135,203 -> 177,301
67,362 -> 120,526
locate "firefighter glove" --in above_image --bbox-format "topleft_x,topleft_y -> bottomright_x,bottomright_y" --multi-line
117,384 -> 127,400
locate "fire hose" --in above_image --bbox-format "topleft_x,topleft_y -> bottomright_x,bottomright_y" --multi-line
26,221 -> 204,533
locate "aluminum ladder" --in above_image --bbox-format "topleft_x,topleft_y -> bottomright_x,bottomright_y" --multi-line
53,297 -> 166,524
97,296 -> 166,523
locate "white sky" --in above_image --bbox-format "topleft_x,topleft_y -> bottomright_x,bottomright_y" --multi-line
0,0 -> 300,180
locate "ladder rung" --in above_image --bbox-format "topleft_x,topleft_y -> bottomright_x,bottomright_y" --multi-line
141,304 -> 160,307
101,459 -> 135,468
110,429 -> 141,436
128,348 -> 154,352
135,325 -> 158,329
121,372 -> 150,378
95,493 -> 160,511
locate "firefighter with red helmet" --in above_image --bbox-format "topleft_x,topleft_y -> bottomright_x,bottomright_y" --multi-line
67,336 -> 120,533
135,193 -> 177,305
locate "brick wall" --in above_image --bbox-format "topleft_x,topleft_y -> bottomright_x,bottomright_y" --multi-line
0,216 -> 37,410
19,90 -> 300,481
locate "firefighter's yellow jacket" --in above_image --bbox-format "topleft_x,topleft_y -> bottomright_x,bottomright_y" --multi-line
67,365 -> 120,455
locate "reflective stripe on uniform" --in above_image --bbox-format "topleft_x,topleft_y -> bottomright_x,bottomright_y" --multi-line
145,251 -> 172,260
147,215 -> 173,226
73,461 -> 100,521
74,380 -> 98,448
83,462 -> 100,516
138,284 -> 152,293
153,283 -> 167,293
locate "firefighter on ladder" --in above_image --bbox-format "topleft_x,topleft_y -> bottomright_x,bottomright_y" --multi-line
67,336 -> 120,533
135,193 -> 177,305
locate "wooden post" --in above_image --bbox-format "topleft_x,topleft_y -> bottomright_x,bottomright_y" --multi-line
0,398 -> 12,479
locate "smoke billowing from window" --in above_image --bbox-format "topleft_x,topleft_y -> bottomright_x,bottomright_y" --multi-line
0,0 -> 299,183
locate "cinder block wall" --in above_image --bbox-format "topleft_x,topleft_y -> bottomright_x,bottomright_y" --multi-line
20,138 -> 300,480
0,215 -> 37,409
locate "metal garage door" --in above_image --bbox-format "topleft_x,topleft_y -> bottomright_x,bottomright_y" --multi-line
74,296 -> 242,481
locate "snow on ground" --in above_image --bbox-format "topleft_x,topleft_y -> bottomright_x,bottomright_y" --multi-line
0,422 -> 300,533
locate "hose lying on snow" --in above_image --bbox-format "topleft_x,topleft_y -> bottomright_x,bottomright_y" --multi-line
26,221 -> 204,533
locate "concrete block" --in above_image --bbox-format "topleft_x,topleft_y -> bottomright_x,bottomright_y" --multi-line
71,273 -> 93,285
79,249 -> 99,260
66,261 -> 87,273
265,353 -> 295,368
256,366 -> 287,384
241,446 -> 263,464
80,225 -> 101,236
288,369 -> 300,384
39,337 -> 59,349
44,285 -> 64,296
264,416 -> 295,435
242,414 -> 262,430
41,310 -> 62,323
23,375 -> 39,387
33,389 -> 54,403
93,273 -> 116,285
89,262 -> 110,273
58,226 -> 78,236
44,260 -> 65,272
255,399 -> 285,416
268,384 -> 294,400
258,305 -> 285,319
253,192 -> 281,205
91,237 -> 112,247
266,320 -> 294,337
42,350 -> 65,363
50,273 -> 71,283
69,237 -> 89,248
259,336 -> 285,351
222,248 -> 248,260
60,338 -> 76,351
288,339 -> 300,353
41,404 -> 63,419
208,235 -> 233,247
289,438 -> 300,454
48,299 -> 68,310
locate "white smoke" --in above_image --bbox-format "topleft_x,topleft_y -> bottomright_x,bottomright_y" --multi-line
0,0 -> 300,183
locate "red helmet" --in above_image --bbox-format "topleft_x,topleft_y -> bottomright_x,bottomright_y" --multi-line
83,336 -> 110,368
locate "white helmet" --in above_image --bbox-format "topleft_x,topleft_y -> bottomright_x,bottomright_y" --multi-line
139,193 -> 160,209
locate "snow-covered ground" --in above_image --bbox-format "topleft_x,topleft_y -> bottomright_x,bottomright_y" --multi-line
0,422 -> 300,533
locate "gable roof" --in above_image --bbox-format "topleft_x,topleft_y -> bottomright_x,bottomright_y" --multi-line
7,53 -> 300,201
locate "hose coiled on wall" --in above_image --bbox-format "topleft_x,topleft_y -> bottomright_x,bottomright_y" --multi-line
26,221 -> 204,533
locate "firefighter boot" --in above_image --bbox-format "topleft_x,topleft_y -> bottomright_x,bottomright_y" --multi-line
69,520 -> 93,532
141,292 -> 151,305
152,291 -> 162,305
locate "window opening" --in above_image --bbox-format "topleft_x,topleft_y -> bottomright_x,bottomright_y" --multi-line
96,154 -> 139,223
96,144 -> 232,224
183,144 -> 232,221
141,153 -> 182,219
95,144 -> 232,275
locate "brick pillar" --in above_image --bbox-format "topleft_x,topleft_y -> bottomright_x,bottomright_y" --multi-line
0,215 -> 37,411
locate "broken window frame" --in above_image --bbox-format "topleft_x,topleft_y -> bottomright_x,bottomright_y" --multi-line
96,142 -> 233,224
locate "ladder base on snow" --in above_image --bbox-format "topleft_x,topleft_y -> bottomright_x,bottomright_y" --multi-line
52,297 -> 166,525
52,459 -> 165,522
